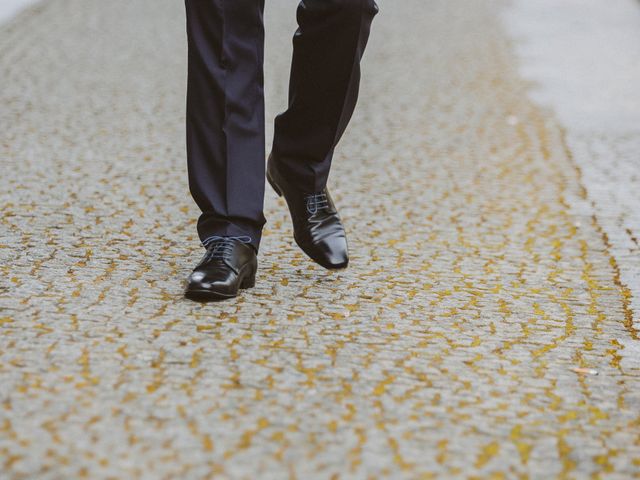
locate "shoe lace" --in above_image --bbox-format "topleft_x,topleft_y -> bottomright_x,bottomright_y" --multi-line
305,192 -> 329,214
201,235 -> 252,261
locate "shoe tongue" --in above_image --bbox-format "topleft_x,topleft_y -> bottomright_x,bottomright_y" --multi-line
203,235 -> 251,249
306,191 -> 329,214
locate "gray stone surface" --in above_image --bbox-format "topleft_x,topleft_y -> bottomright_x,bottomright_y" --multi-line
1,0 -> 639,478
503,0 -> 640,337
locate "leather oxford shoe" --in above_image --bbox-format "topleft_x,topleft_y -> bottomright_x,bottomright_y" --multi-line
266,154 -> 349,270
185,236 -> 257,301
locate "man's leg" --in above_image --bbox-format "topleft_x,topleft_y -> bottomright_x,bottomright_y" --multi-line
271,0 -> 379,192
185,0 -> 266,252
266,0 -> 378,270
184,0 -> 265,300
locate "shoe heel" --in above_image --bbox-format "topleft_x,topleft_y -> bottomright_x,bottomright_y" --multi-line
240,270 -> 256,289
266,171 -> 283,197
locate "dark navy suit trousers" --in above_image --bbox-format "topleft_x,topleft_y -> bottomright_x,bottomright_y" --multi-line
184,0 -> 378,251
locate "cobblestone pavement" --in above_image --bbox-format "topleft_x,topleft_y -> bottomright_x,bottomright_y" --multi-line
503,0 -> 640,344
1,0 -> 639,478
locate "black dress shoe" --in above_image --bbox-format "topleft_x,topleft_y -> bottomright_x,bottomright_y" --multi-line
266,154 -> 349,270
185,236 -> 257,301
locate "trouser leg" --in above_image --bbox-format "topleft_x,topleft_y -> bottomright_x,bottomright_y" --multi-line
271,0 -> 379,192
185,0 -> 266,251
